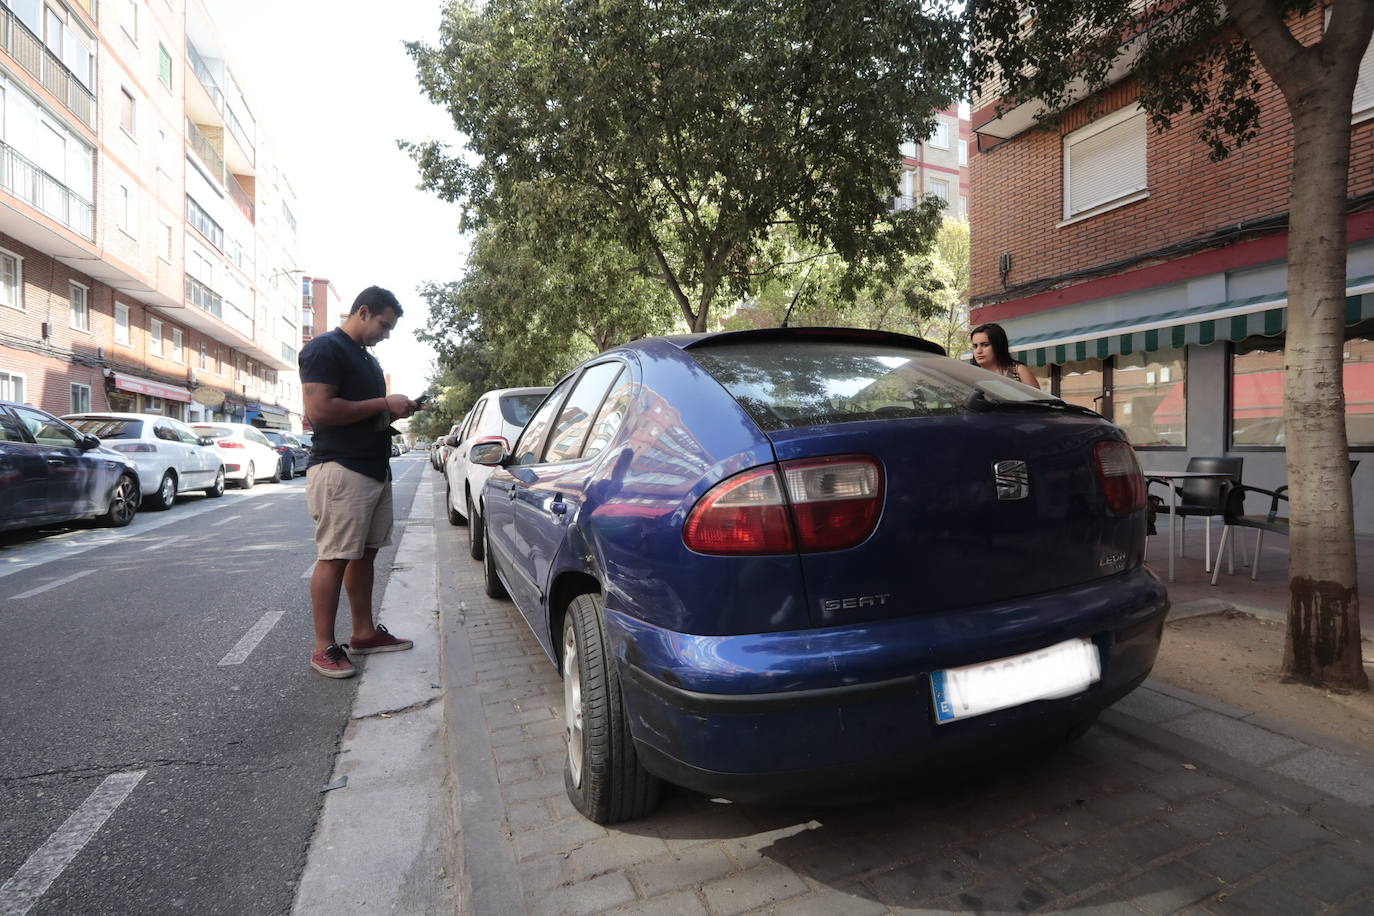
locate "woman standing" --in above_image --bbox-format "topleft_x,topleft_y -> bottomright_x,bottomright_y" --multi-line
969,322 -> 1041,389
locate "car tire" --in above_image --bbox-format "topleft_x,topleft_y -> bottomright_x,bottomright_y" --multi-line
282,457 -> 294,481
98,474 -> 140,527
468,496 -> 485,561
267,459 -> 281,483
562,594 -> 662,824
240,463 -> 255,489
148,471 -> 176,511
206,468 -> 226,498
445,480 -> 466,526
482,528 -> 507,600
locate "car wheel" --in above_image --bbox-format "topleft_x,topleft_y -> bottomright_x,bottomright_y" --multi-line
482,527 -> 507,599
281,457 -> 294,481
445,480 -> 466,526
267,458 -> 281,483
98,474 -> 140,527
240,463 -> 256,489
562,594 -> 661,823
148,471 -> 176,511
206,468 -> 226,498
469,497 -> 485,561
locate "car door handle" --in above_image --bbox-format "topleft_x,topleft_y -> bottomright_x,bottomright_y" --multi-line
47,458 -> 65,465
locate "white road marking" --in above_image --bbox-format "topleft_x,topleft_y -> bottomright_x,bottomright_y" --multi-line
217,610 -> 286,666
210,514 -> 241,527
8,569 -> 96,600
140,538 -> 168,552
301,561 -> 316,580
0,770 -> 146,916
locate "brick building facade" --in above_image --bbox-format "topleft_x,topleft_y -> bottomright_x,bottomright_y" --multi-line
968,8 -> 1374,532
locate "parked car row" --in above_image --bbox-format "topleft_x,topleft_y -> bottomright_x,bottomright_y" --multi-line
0,401 -> 309,535
439,327 -> 1164,825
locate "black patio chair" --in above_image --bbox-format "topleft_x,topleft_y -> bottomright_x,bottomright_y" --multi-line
1210,459 -> 1360,585
1147,456 -> 1243,573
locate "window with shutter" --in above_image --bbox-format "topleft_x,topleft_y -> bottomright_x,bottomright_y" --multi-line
1355,37 -> 1373,123
1062,104 -> 1147,220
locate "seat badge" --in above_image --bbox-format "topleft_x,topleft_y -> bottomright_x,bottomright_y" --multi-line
994,460 -> 1029,501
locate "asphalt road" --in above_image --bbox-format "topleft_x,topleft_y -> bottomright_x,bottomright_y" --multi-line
0,455 -> 429,916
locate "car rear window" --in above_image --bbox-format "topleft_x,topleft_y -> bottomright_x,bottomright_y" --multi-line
689,339 -> 1053,431
193,426 -> 233,439
68,418 -> 143,439
500,393 -> 547,426
263,431 -> 285,445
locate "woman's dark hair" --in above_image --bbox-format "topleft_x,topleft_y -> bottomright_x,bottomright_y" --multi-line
971,322 -> 1014,368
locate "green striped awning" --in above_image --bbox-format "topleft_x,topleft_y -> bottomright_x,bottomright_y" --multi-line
1011,285 -> 1374,368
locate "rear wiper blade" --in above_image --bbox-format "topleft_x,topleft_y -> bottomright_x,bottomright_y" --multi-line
964,389 -> 1099,417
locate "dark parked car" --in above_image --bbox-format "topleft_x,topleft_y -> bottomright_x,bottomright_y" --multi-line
470,327 -> 1166,823
262,430 -> 309,479
0,401 -> 141,532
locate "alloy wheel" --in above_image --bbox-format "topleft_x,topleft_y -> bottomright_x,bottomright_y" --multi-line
110,477 -> 137,524
563,619 -> 583,788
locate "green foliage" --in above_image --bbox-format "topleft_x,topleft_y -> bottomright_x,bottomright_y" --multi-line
725,218 -> 971,354
406,0 -> 963,330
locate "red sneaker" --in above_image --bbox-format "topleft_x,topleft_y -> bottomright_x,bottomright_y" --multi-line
311,644 -> 355,678
349,624 -> 413,655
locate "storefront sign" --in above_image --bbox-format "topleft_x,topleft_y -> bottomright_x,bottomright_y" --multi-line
191,386 -> 227,408
105,371 -> 191,403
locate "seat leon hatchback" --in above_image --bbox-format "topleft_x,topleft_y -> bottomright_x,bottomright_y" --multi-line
470,327 -> 1167,824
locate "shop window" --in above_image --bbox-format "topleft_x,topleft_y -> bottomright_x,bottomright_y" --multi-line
1232,320 -> 1374,448
1114,349 -> 1186,447
1057,357 -> 1106,414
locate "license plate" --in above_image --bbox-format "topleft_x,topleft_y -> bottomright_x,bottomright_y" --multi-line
931,638 -> 1101,724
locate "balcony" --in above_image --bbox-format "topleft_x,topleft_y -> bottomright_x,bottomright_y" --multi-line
0,139 -> 93,239
187,43 -> 223,111
185,273 -> 223,319
187,117 -> 226,183
0,7 -> 95,131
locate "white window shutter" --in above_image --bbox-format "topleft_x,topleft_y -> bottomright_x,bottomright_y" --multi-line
1064,107 -> 1147,217
1354,38 -> 1374,121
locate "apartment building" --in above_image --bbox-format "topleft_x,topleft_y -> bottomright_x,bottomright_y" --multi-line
300,274 -> 341,346
895,105 -> 971,221
0,0 -> 303,431
968,11 -> 1373,531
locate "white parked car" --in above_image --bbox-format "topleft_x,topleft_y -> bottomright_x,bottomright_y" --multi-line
444,386 -> 550,558
190,422 -> 283,489
65,412 -> 226,509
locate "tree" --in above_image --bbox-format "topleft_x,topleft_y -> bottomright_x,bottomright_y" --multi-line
969,0 -> 1374,688
726,218 -> 971,353
405,0 -> 963,332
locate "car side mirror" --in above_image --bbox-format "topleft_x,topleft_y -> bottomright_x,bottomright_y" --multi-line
198,436 -> 214,447
446,434 -> 461,447
78,433 -> 100,450
469,437 -> 509,467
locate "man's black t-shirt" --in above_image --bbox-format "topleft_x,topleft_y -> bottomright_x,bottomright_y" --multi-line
298,328 -> 391,481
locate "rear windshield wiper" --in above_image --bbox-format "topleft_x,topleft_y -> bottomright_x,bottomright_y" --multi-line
964,389 -> 1100,417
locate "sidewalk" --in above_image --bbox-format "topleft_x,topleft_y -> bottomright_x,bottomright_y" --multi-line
296,478 -> 1374,915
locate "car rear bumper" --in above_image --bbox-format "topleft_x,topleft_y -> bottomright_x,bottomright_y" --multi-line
607,566 -> 1168,801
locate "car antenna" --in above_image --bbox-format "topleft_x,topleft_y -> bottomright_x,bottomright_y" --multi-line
779,261 -> 818,329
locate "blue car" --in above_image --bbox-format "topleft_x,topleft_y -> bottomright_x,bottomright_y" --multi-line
0,400 -> 142,533
471,328 -> 1167,823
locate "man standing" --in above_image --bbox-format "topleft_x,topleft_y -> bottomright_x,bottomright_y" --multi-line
299,286 -> 419,678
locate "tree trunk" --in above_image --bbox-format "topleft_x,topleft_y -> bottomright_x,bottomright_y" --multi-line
1278,94 -> 1366,689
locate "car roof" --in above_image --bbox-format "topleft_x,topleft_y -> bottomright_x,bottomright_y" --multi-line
646,326 -> 947,356
63,412 -> 165,421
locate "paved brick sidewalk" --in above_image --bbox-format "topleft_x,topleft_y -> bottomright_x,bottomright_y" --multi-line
435,502 -> 1374,915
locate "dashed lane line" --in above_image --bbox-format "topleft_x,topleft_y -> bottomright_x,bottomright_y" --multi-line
8,569 -> 96,600
217,610 -> 286,666
210,514 -> 241,527
0,770 -> 146,916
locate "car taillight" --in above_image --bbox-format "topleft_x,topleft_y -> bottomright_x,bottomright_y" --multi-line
109,443 -> 156,453
218,440 -> 244,448
274,446 -> 288,453
683,456 -> 883,555
1094,440 -> 1145,514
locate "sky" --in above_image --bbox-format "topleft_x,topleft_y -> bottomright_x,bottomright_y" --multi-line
205,0 -> 467,398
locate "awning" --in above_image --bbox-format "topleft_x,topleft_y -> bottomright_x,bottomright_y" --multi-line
1012,282 -> 1374,368
105,371 -> 191,403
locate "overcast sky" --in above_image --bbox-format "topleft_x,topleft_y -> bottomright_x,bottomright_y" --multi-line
205,0 -> 466,397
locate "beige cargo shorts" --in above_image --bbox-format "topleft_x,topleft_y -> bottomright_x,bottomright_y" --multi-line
306,462 -> 393,560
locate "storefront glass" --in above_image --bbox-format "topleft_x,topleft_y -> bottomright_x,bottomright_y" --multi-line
1115,348 -> 1186,447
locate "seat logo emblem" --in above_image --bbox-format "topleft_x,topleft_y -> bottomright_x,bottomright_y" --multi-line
994,460 -> 1029,500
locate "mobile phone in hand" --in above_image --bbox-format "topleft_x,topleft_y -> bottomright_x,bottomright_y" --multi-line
414,394 -> 431,407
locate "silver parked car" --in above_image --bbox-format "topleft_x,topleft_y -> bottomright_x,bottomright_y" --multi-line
65,412 -> 226,509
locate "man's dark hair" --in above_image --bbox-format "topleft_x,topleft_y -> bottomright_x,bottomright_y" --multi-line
350,285 -> 403,318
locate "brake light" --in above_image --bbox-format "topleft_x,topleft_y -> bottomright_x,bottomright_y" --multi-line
109,443 -> 156,453
217,440 -> 244,448
683,456 -> 883,555
1094,440 -> 1145,514
274,446 -> 289,453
